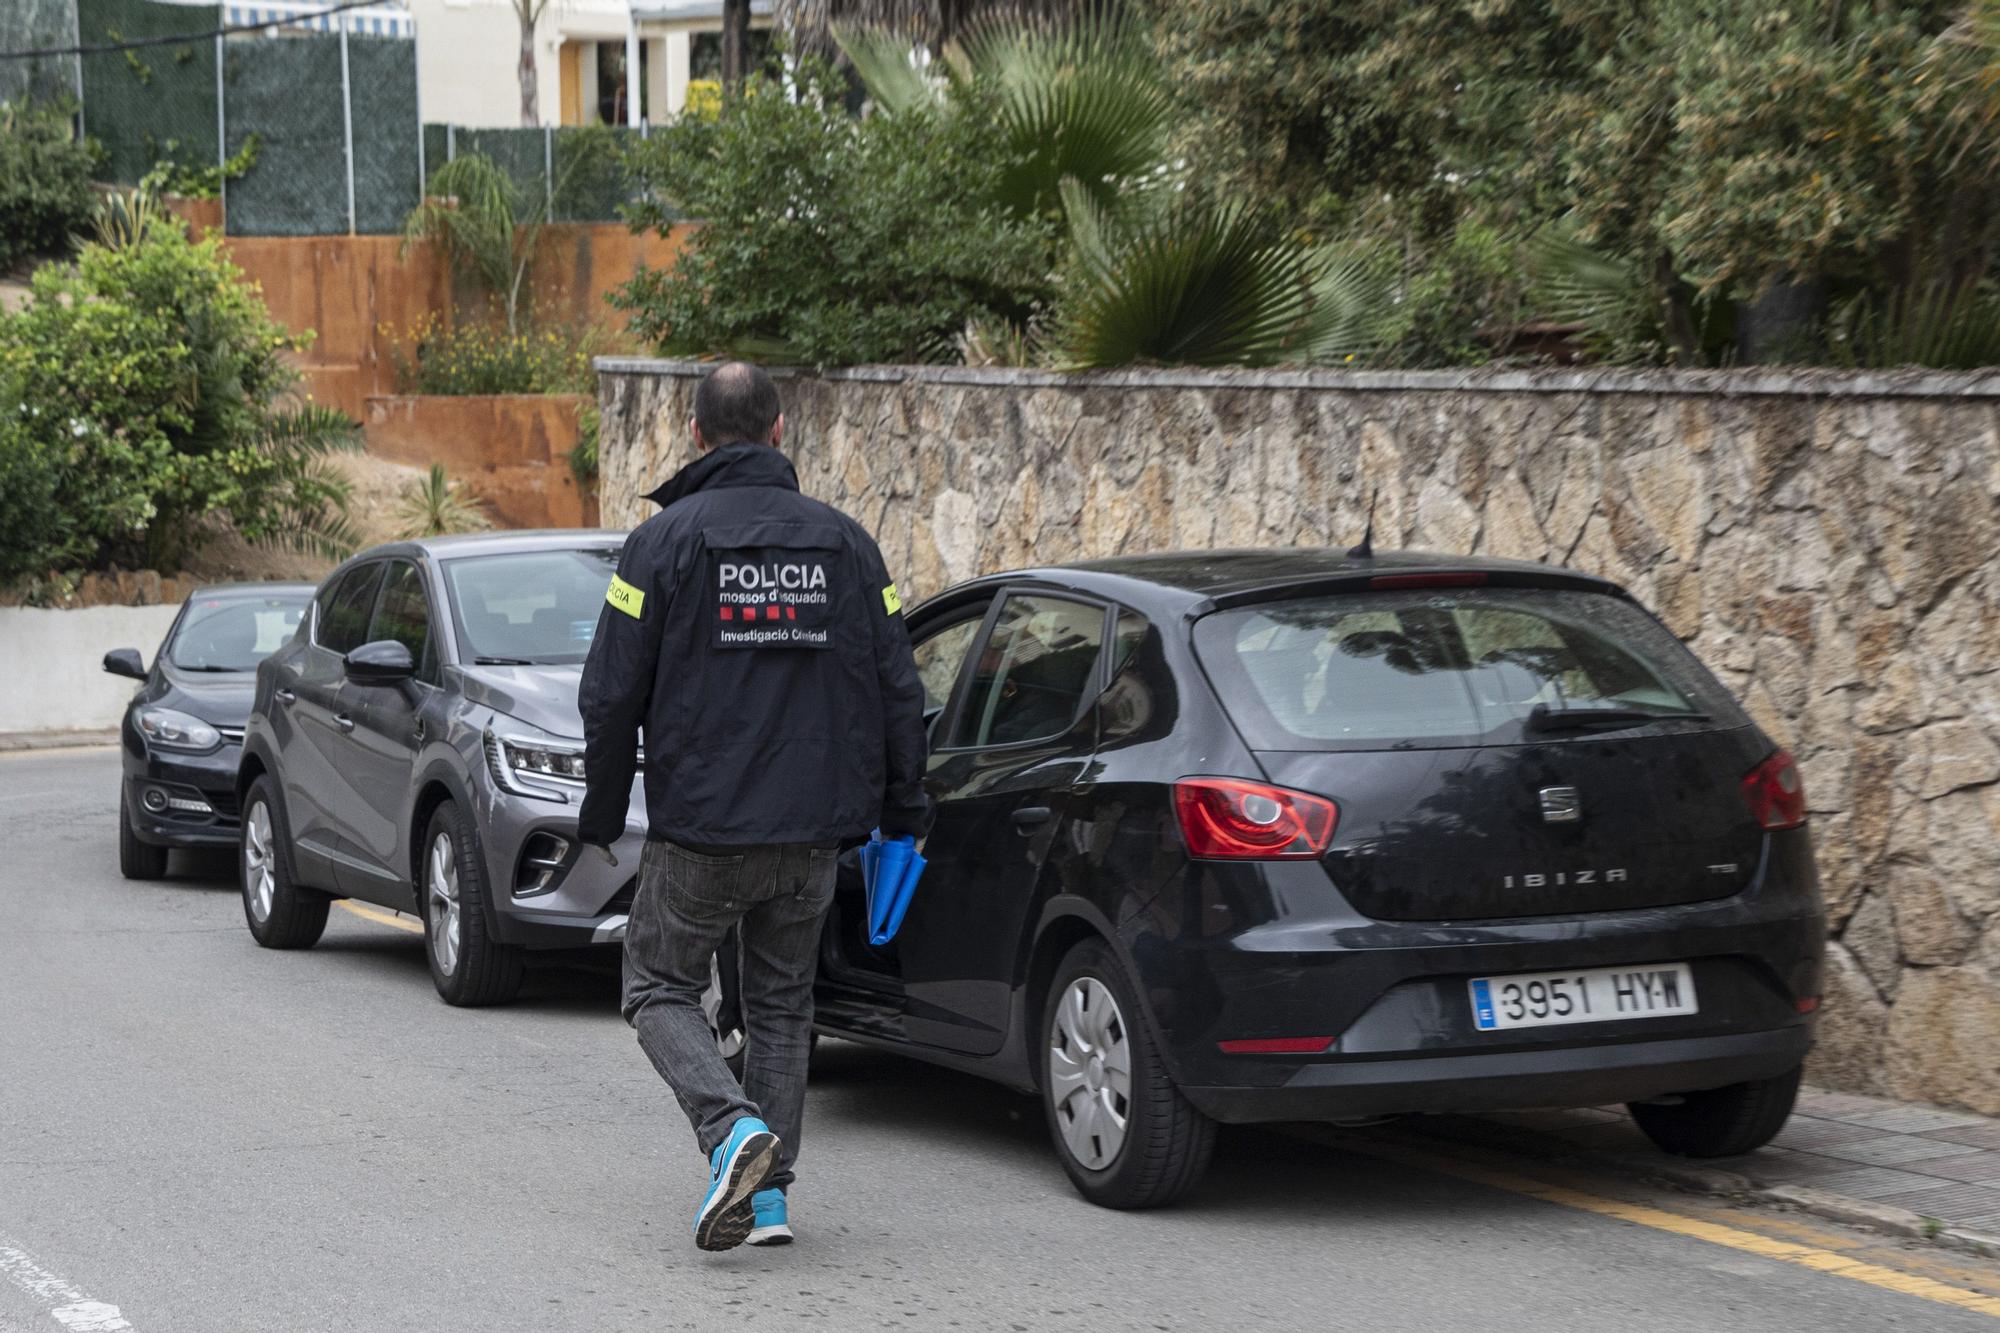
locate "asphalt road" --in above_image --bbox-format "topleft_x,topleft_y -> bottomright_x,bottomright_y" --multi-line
5,746 -> 2000,1333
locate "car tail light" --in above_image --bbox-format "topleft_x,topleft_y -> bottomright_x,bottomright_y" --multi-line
1217,1036 -> 1336,1055
1173,778 -> 1337,860
1741,750 -> 1806,831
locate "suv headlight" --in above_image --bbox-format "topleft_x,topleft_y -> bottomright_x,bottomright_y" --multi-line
137,707 -> 221,753
483,721 -> 586,802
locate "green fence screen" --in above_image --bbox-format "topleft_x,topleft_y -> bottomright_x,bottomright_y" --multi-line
77,0 -> 218,185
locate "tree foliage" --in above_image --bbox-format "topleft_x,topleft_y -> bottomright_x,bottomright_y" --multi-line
0,98 -> 99,272
0,211 -> 360,577
614,64 -> 1052,365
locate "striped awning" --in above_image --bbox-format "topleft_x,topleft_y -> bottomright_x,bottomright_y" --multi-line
225,3 -> 414,40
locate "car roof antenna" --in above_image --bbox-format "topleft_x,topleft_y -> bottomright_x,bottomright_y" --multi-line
1346,488 -> 1378,559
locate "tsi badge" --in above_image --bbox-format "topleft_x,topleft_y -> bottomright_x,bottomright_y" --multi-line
1538,785 -> 1583,824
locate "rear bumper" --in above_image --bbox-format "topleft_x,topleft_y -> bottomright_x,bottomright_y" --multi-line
1182,1025 -> 1811,1124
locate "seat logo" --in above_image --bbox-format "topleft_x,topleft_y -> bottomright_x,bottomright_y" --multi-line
1539,785 -> 1582,823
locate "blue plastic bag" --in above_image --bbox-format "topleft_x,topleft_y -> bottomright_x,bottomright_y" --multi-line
860,830 -> 926,946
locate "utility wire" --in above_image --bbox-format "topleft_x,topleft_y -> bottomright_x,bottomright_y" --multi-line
0,0 -> 396,60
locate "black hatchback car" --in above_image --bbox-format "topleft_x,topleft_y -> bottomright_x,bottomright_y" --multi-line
104,582 -> 316,879
806,549 -> 1824,1209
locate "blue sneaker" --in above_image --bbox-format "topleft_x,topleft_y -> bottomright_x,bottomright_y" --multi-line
694,1117 -> 781,1252
747,1188 -> 793,1247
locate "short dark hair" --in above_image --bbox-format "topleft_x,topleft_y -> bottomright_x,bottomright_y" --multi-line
693,361 -> 782,446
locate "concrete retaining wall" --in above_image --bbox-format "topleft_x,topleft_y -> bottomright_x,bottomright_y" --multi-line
0,604 -> 183,734
597,358 -> 2000,1115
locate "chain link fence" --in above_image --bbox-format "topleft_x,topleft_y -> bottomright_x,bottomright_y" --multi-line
47,0 -> 646,236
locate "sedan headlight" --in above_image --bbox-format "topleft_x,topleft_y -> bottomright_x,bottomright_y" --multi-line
137,707 -> 222,753
484,722 -> 586,801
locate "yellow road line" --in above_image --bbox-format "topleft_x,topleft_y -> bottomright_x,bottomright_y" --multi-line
335,899 -> 424,935
1336,1132 -> 2000,1319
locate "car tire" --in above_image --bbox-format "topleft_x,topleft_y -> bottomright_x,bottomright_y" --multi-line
1628,1064 -> 1803,1158
1040,938 -> 1216,1209
119,791 -> 169,881
420,801 -> 525,1007
240,776 -> 329,949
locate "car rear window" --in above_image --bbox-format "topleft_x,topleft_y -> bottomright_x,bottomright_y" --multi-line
1193,587 -> 1746,751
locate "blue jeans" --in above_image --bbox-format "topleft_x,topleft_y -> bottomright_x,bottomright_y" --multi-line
622,838 -> 838,1191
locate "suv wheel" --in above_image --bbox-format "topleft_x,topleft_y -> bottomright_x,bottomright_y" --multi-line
240,777 -> 329,949
119,790 -> 169,880
1040,938 -> 1215,1209
1628,1064 -> 1803,1158
421,801 -> 525,1007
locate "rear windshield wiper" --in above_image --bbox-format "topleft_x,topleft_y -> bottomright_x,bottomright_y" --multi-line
473,655 -> 537,666
1524,704 -> 1710,734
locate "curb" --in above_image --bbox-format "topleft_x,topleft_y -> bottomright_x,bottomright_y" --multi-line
1402,1114 -> 1995,1255
0,729 -> 120,752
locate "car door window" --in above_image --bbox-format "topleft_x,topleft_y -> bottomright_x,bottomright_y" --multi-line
913,615 -> 985,719
368,560 -> 436,683
317,564 -> 385,656
949,595 -> 1106,749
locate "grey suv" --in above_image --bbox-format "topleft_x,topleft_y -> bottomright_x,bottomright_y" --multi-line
236,532 -> 647,1005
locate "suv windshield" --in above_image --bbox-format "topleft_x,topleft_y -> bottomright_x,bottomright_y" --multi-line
1194,587 -> 1745,751
168,594 -> 309,672
443,547 -> 623,666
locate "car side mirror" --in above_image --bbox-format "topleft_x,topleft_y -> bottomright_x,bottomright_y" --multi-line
103,648 -> 146,680
345,639 -> 415,686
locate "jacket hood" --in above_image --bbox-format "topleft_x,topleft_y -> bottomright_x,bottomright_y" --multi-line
643,442 -> 800,509
456,663 -> 585,740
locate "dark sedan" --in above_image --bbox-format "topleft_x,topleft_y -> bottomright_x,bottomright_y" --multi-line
807,549 -> 1825,1209
104,582 -> 316,879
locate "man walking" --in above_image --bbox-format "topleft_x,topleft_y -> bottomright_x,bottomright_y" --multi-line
578,362 -> 930,1252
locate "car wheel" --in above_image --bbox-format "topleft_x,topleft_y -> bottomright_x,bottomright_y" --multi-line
1628,1064 -> 1803,1158
1041,938 -> 1215,1209
240,776 -> 329,949
119,790 -> 169,881
421,801 -> 525,1007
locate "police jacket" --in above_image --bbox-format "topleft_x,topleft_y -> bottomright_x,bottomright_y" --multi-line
577,441 -> 931,849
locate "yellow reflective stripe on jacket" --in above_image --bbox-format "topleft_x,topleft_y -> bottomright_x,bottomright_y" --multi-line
606,574 -> 645,618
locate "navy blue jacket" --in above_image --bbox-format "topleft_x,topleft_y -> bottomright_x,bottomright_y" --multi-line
577,442 -> 930,847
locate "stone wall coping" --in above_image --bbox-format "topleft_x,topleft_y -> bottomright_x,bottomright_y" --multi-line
594,357 -> 2000,401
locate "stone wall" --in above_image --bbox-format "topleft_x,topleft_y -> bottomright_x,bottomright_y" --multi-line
597,359 -> 2000,1113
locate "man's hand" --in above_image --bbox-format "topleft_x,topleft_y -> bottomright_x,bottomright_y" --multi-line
587,843 -> 620,869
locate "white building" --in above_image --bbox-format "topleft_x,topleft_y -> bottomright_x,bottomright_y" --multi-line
407,0 -> 777,128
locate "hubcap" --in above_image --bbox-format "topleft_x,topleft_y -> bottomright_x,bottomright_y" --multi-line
242,800 -> 276,922
1048,976 -> 1132,1171
702,955 -> 747,1061
427,831 -> 461,977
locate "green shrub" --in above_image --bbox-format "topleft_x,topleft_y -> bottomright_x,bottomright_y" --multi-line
0,99 -> 99,271
0,379 -> 76,580
614,63 -> 1053,366
0,215 -> 359,575
387,313 -> 600,396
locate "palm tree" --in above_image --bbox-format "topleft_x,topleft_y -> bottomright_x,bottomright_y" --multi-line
779,1 -> 1084,58
395,464 -> 495,540
511,0 -> 552,125
836,5 -> 1393,369
404,152 -> 575,335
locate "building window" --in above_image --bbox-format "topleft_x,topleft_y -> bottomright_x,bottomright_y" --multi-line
596,40 -> 649,124
688,28 -> 780,83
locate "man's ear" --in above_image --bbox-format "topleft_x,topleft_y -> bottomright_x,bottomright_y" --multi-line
690,415 -> 713,455
770,412 -> 786,448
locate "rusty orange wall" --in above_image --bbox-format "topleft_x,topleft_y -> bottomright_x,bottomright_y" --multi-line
225,223 -> 693,420
364,394 -> 594,530
228,235 -> 451,421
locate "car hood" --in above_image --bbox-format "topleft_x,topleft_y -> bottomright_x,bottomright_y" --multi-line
456,664 -> 585,739
153,665 -> 258,726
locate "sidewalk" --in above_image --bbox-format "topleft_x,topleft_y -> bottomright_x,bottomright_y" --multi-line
0,730 -> 119,752
1425,1085 -> 2000,1252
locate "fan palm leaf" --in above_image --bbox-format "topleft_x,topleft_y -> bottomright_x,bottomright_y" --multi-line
395,463 -> 495,540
